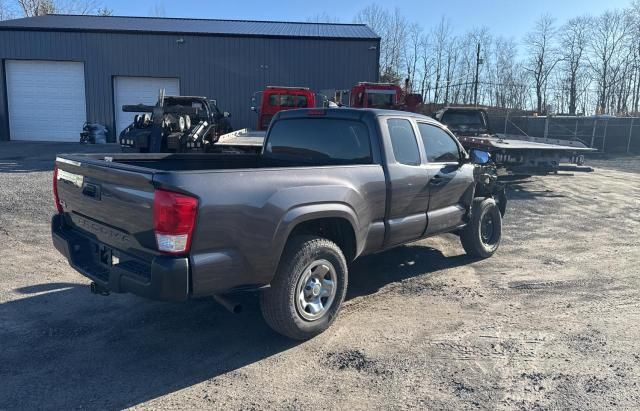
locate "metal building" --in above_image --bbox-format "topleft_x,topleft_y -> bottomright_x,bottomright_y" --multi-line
0,15 -> 380,142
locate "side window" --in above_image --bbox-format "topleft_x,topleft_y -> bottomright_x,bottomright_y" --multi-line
387,118 -> 420,166
417,123 -> 461,163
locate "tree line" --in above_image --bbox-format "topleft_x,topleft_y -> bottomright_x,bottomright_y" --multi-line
352,2 -> 640,116
0,0 -> 111,18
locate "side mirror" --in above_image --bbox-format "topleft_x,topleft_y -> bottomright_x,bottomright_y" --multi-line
223,111 -> 230,118
469,149 -> 490,165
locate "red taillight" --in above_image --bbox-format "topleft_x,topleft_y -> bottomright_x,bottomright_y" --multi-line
153,189 -> 198,254
53,166 -> 63,214
307,109 -> 326,116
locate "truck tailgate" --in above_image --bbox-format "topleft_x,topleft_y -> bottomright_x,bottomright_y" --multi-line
55,156 -> 157,260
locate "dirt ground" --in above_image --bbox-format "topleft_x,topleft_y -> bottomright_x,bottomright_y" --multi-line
1,143 -> 639,410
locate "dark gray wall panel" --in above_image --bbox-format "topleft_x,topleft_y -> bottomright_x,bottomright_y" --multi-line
0,30 -> 379,141
0,61 -> 7,140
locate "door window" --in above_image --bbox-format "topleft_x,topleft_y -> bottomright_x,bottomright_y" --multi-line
387,119 -> 420,165
417,123 -> 461,163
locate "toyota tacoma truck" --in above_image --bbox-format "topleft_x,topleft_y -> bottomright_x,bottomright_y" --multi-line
52,108 -> 506,340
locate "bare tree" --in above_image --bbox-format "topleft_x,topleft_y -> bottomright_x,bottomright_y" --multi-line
488,37 -> 521,108
627,1 -> 640,113
349,2 -> 640,113
560,16 -> 590,114
443,35 -> 460,104
0,0 -> 17,20
454,32 -> 479,104
95,6 -> 110,15
383,7 -> 407,83
419,33 -> 434,100
354,4 -> 390,79
149,1 -> 165,17
469,27 -> 491,105
354,5 -> 406,83
523,14 -> 560,114
430,17 -> 452,103
588,10 -> 629,114
306,12 -> 340,23
403,22 -> 421,93
17,0 -> 55,16
16,0 -> 111,16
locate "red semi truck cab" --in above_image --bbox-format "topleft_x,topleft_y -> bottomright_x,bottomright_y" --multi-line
253,86 -> 316,130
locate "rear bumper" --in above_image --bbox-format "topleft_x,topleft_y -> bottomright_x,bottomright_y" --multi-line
52,214 -> 189,302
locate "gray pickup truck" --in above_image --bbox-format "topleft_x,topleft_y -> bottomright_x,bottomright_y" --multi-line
52,108 -> 506,340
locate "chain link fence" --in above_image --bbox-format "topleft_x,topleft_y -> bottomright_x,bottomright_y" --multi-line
486,115 -> 640,154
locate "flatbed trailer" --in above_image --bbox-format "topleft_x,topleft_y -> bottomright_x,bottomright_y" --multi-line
458,134 -> 595,174
213,128 -> 265,153
434,107 -> 597,174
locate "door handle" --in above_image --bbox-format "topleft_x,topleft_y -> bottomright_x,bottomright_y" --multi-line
429,175 -> 445,186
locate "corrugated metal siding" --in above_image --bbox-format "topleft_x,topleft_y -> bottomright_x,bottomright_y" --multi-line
0,30 -> 379,141
0,15 -> 380,39
0,62 -> 7,140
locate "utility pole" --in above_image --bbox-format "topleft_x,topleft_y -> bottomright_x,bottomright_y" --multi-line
473,43 -> 481,106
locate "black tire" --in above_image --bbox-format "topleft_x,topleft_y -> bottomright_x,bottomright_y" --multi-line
260,235 -> 348,340
460,198 -> 502,258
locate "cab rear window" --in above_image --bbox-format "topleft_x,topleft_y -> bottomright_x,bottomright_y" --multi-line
265,118 -> 372,164
268,94 -> 309,108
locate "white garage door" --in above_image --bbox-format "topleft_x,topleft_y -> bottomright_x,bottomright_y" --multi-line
113,77 -> 180,135
6,60 -> 86,141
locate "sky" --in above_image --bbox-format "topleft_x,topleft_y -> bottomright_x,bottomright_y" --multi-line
103,0 -> 634,40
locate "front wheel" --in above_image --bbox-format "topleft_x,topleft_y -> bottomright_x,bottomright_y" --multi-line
260,235 -> 348,340
460,198 -> 502,258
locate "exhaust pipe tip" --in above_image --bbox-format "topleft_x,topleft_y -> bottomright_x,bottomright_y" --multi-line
212,294 -> 242,314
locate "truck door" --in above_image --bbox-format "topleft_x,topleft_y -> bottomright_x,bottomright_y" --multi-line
416,122 -> 475,235
381,118 -> 431,246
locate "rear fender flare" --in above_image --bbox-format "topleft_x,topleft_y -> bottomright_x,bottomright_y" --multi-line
271,203 -> 360,268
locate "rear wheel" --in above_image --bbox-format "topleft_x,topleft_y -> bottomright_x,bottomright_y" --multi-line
260,235 -> 348,340
460,198 -> 502,258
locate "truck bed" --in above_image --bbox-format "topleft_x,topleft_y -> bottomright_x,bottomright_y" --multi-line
71,152 -> 306,172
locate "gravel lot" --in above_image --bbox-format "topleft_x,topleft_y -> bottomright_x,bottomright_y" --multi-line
1,142 -> 639,410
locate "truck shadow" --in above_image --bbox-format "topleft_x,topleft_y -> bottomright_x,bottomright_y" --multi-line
0,244 -> 471,409
348,244 -> 473,299
504,181 -> 567,201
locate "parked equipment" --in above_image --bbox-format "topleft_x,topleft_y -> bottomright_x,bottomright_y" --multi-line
349,81 -> 423,112
79,122 -> 108,144
215,128 -> 265,153
433,107 -> 595,174
119,90 -> 233,153
251,86 -> 316,130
